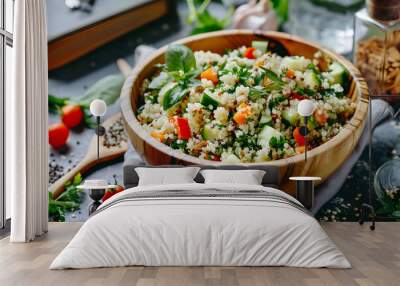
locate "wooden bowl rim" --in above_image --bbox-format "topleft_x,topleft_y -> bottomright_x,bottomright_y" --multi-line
121,29 -> 369,166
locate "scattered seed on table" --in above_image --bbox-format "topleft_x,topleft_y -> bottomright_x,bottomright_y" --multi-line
103,118 -> 127,148
49,160 -> 64,184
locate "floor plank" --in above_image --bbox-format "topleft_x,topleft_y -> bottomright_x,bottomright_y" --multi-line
0,222 -> 399,286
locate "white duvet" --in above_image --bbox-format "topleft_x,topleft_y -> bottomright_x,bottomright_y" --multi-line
50,183 -> 350,269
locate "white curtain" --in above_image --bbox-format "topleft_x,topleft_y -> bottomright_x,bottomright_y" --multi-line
8,0 -> 48,242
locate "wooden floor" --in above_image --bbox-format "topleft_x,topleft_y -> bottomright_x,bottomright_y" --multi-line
0,222 -> 399,286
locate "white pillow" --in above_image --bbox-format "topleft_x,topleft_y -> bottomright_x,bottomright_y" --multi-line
201,169 -> 266,185
135,167 -> 201,186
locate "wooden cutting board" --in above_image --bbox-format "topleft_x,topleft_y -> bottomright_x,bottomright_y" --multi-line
50,113 -> 129,198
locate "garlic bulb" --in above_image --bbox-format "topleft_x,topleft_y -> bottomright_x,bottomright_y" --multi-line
232,0 -> 278,31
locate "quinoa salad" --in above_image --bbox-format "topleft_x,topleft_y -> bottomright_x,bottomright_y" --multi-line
136,42 -> 356,163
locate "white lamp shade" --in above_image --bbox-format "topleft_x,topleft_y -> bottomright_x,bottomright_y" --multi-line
90,99 -> 107,117
297,99 -> 315,117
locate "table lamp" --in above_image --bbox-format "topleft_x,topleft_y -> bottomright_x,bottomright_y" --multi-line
90,99 -> 107,160
297,99 -> 315,163
290,100 -> 318,209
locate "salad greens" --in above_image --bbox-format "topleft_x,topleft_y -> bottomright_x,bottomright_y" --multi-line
186,0 -> 234,35
152,44 -> 201,110
49,173 -> 83,222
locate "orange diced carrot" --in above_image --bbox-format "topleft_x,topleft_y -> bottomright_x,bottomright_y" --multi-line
150,130 -> 164,142
200,68 -> 218,84
286,69 -> 295,79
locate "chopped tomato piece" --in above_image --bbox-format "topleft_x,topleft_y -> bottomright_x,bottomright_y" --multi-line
244,47 -> 256,59
174,117 -> 191,140
200,67 -> 218,84
286,69 -> 295,79
293,127 -> 306,146
150,130 -> 164,142
290,92 -> 305,100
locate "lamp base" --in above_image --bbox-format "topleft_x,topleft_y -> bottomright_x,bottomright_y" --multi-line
95,125 -> 106,136
88,188 -> 106,215
295,180 -> 314,210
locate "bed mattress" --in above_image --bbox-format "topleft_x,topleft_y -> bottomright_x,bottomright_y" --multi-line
50,183 -> 350,269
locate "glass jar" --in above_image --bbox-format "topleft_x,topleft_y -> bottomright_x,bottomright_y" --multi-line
288,0 -> 364,54
353,0 -> 400,97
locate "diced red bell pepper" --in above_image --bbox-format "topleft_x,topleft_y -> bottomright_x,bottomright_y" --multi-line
175,117 -> 191,140
291,92 -> 305,100
244,47 -> 256,59
293,127 -> 305,146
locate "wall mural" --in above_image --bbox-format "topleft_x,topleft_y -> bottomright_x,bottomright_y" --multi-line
47,1 -> 400,223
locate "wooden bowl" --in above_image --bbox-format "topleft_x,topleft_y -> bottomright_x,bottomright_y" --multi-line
121,30 -> 369,194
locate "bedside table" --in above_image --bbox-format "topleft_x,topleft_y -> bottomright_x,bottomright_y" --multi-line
289,177 -> 321,210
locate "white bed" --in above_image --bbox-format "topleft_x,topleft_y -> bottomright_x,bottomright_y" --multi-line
50,183 -> 350,269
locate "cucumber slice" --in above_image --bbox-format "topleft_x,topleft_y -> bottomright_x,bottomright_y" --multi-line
252,41 -> 268,53
258,125 -> 283,148
200,92 -> 221,109
328,62 -> 349,87
300,116 -> 317,131
202,124 -> 220,140
158,82 -> 177,105
280,56 -> 310,71
282,108 -> 299,126
259,113 -> 272,126
304,70 -> 321,89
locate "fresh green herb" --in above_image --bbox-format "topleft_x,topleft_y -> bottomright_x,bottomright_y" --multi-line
145,90 -> 159,104
260,67 -> 284,83
320,88 -> 337,98
149,72 -> 171,89
171,139 -> 188,150
48,173 -> 83,222
235,67 -> 252,86
161,44 -> 201,110
269,136 -> 286,150
236,134 -> 259,149
163,84 -> 189,110
166,45 -> 196,73
248,87 -> 268,100
71,74 -> 125,108
269,0 -> 289,23
48,95 -> 68,113
295,86 -> 316,97
268,95 -> 286,109
186,0 -> 234,35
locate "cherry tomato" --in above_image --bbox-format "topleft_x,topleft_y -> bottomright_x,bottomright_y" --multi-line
61,104 -> 83,128
293,127 -> 305,146
114,185 -> 124,193
49,123 -> 69,149
244,47 -> 256,59
101,186 -> 124,202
